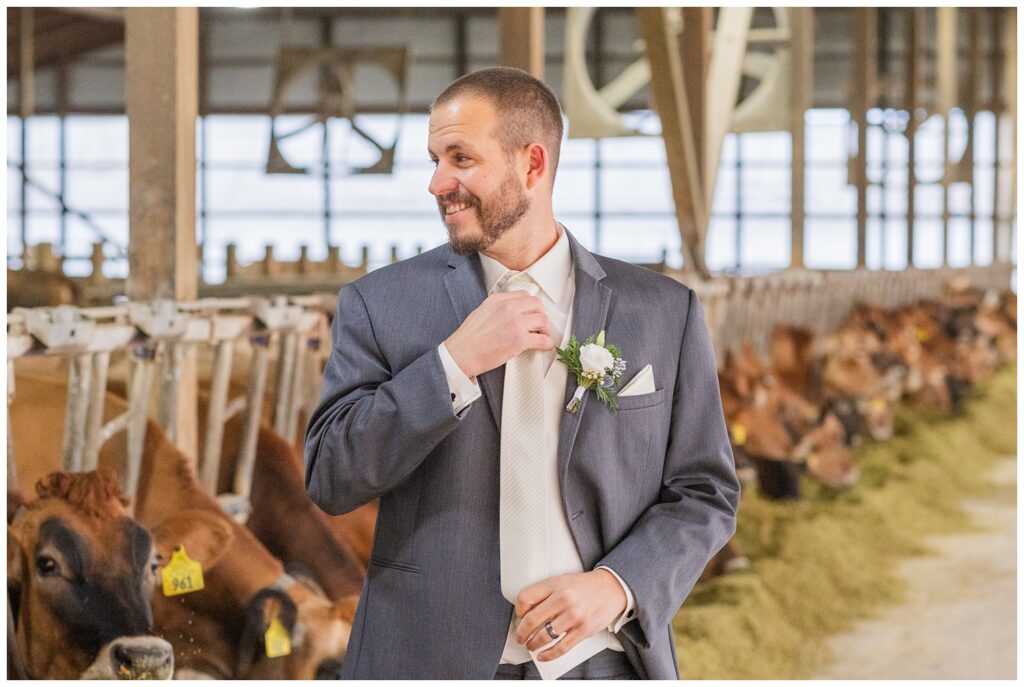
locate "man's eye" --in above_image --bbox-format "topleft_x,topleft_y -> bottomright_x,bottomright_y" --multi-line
430,159 -> 438,166
455,155 -> 470,163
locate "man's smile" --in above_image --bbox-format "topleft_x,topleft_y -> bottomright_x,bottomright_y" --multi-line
444,202 -> 473,216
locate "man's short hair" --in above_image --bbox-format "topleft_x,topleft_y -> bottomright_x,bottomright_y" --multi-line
431,67 -> 565,183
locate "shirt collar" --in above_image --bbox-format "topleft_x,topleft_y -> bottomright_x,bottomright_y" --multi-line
479,225 -> 572,302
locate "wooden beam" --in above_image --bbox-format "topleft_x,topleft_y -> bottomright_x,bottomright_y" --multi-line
704,8 -> 751,219
499,8 -> 544,79
637,7 -> 709,279
906,7 -> 924,267
937,7 -> 957,267
851,8 -> 877,269
994,8 -> 1016,263
8,17 -> 124,77
18,8 -> 33,119
59,7 -> 124,23
789,8 -> 814,270
964,9 -> 980,263
125,8 -> 199,458
680,8 -> 710,190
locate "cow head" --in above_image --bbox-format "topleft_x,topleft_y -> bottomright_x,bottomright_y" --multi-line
235,582 -> 357,680
7,470 -> 173,679
794,412 -> 859,490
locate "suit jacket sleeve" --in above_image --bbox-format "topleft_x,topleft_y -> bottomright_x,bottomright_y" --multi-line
595,287 -> 741,649
303,283 -> 464,515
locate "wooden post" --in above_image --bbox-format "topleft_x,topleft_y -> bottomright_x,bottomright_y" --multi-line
19,8 -> 34,120
19,8 -> 34,256
906,7 -> 924,267
499,8 -> 544,79
680,8 -> 710,191
125,7 -> 199,458
936,7 -> 957,266
994,8 -> 1016,263
789,8 -> 814,269
964,9 -> 980,263
637,8 -> 709,279
703,8 -> 752,219
851,8 -> 877,269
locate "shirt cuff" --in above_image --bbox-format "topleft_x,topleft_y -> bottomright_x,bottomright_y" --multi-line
596,565 -> 636,632
437,342 -> 481,415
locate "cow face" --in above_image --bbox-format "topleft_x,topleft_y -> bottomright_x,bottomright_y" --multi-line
7,470 -> 173,680
236,585 -> 355,680
795,412 -> 859,490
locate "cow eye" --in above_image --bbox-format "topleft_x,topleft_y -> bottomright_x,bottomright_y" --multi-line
35,556 -> 58,577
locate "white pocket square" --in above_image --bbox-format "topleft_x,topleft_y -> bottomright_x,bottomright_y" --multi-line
619,364 -> 655,396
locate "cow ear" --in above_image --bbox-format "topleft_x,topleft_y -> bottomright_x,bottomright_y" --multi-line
8,491 -> 26,525
333,593 -> 360,624
151,509 -> 235,570
8,527 -> 24,587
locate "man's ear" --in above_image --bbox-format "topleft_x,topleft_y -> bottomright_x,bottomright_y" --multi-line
523,143 -> 549,191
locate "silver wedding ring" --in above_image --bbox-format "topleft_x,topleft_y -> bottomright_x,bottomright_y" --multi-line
544,621 -> 559,640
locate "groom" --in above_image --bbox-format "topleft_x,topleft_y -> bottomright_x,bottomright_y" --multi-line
304,67 -> 739,680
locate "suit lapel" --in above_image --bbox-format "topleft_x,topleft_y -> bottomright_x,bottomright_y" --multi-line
442,231 -> 610,445
444,251 -> 505,430
556,233 -> 611,485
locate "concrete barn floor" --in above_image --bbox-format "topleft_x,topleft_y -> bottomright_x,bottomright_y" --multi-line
812,456 -> 1017,680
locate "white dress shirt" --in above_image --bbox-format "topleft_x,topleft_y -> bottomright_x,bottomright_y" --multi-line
435,226 -> 637,669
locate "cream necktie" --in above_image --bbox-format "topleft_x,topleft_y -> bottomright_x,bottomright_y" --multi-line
497,271 -> 548,605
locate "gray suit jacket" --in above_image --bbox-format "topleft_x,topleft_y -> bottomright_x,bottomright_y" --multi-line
304,230 -> 740,679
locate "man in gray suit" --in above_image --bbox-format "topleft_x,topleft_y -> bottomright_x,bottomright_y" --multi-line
304,67 -> 740,680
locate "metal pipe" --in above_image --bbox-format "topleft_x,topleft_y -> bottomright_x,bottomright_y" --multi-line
272,331 -> 297,437
82,351 -> 111,470
157,342 -> 181,443
61,353 -> 93,472
234,340 -> 271,500
282,334 -> 307,444
124,349 -> 158,511
199,339 -> 233,494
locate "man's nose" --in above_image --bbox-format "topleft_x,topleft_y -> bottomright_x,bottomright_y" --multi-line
428,165 -> 457,198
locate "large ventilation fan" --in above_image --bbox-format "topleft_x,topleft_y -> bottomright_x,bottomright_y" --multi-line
562,8 -> 797,139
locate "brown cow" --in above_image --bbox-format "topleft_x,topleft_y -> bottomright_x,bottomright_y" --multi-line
10,370 -> 354,679
7,469 -> 230,679
211,412 -> 367,604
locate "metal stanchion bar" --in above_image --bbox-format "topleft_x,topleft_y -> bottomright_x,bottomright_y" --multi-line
82,351 -> 111,470
157,342 -> 181,443
199,339 -> 234,495
272,331 -> 298,438
234,340 -> 271,500
61,353 -> 92,472
124,350 -> 158,512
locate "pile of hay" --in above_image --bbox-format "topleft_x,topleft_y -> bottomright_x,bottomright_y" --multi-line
673,362 -> 1017,679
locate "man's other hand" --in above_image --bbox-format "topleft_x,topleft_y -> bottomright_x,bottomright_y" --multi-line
513,570 -> 627,662
444,291 -> 554,380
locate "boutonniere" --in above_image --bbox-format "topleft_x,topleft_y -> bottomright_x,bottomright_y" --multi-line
556,330 -> 627,414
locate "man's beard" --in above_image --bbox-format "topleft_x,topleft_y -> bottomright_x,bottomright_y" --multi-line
440,168 -> 531,256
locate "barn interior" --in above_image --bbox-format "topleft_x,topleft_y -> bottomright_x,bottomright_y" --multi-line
5,7 -> 1019,681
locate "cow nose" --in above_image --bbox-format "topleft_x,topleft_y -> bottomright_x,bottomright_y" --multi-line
110,637 -> 174,679
315,657 -> 343,680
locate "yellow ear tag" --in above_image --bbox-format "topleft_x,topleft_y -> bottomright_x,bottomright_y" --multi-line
161,546 -> 205,597
916,327 -> 929,342
731,423 -> 747,446
264,617 -> 292,658
807,453 -> 820,471
870,397 -> 885,413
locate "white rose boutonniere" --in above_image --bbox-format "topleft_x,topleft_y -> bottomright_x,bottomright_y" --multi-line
555,330 -> 627,413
